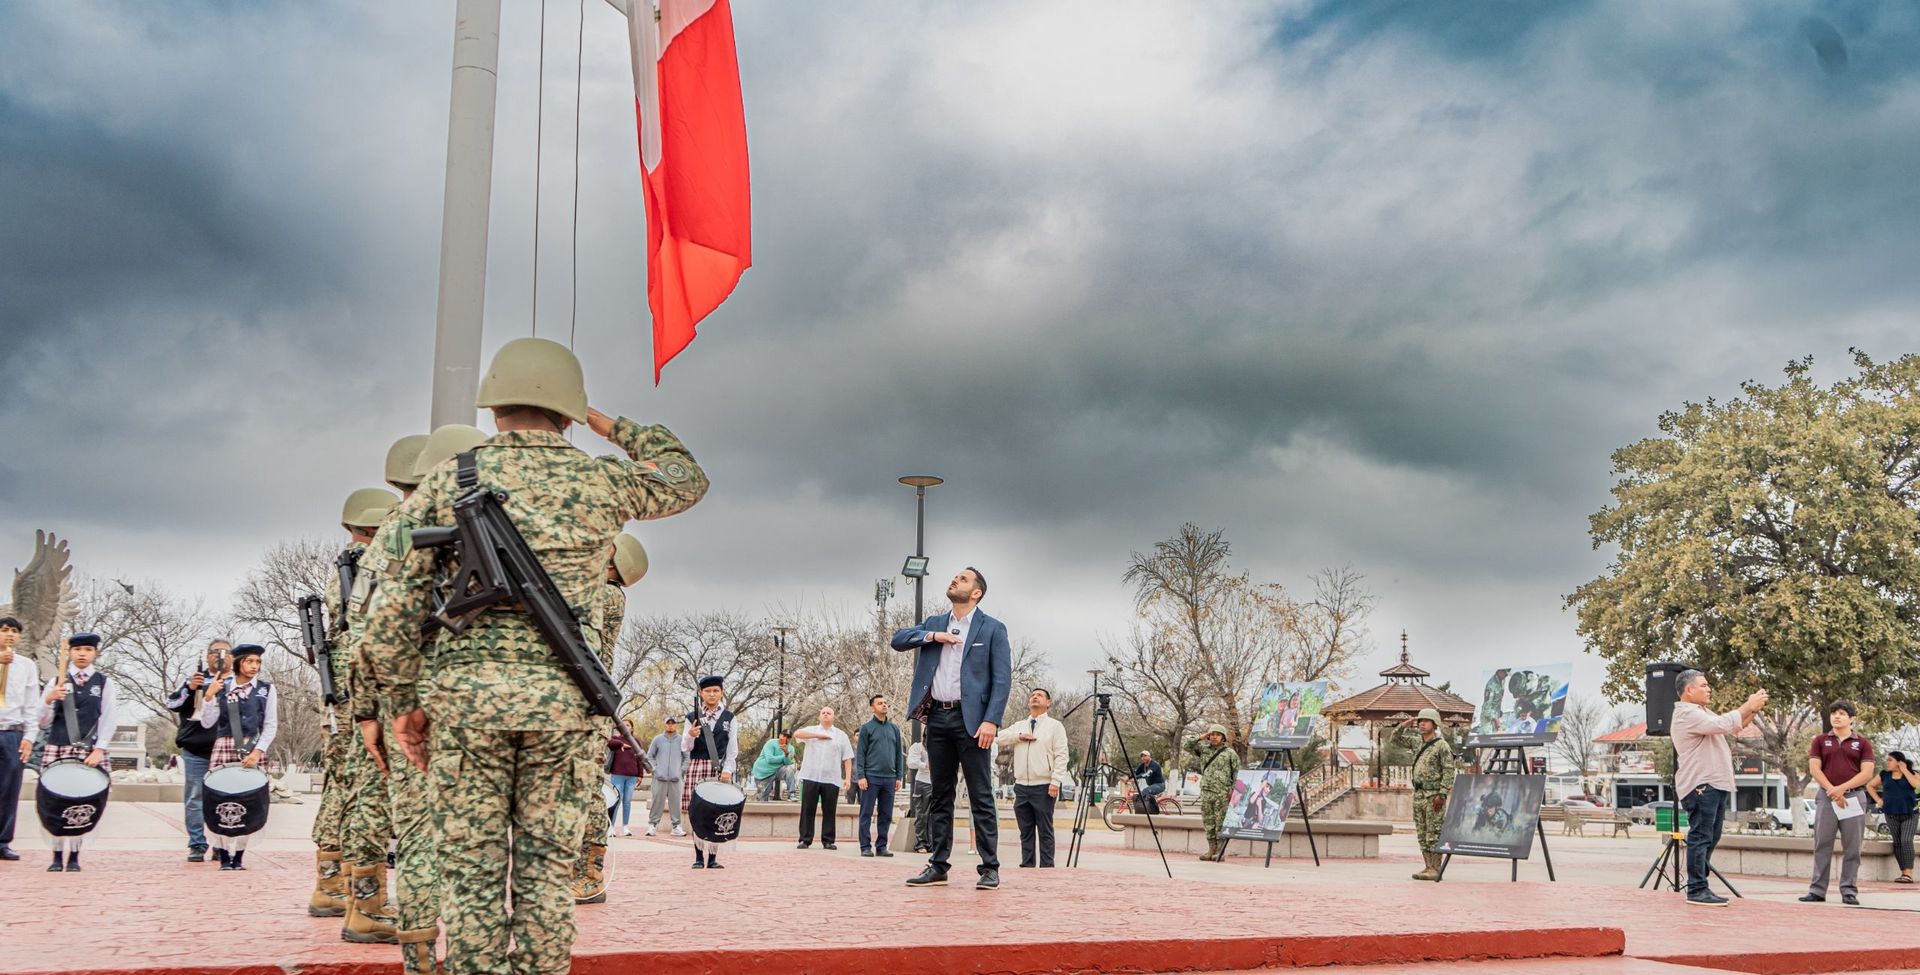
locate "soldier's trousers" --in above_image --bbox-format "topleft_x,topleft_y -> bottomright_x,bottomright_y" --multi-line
577,735 -> 611,870
1200,792 -> 1227,841
343,729 -> 393,866
433,724 -> 595,975
312,726 -> 355,851
1413,793 -> 1445,853
388,714 -> 440,932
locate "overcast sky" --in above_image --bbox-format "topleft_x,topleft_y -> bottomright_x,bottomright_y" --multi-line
4,1 -> 1917,708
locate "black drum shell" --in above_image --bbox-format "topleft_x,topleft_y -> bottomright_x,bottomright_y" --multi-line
688,779 -> 746,843
35,760 -> 111,837
202,764 -> 272,837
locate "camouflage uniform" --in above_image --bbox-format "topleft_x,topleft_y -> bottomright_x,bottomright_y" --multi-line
309,542 -> 365,897
361,491 -> 445,970
572,577 -> 625,903
361,419 -> 706,975
1406,727 -> 1457,872
341,522 -> 401,944
1183,733 -> 1241,857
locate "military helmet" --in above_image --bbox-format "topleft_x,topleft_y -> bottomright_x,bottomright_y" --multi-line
474,337 -> 588,423
342,487 -> 401,529
413,423 -> 490,478
384,434 -> 431,489
1416,707 -> 1443,726
1206,723 -> 1230,739
612,533 -> 649,586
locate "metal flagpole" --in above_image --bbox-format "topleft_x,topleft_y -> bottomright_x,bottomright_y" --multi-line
430,0 -> 504,428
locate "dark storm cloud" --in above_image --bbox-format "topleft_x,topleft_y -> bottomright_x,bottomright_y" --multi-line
6,1 -> 1920,687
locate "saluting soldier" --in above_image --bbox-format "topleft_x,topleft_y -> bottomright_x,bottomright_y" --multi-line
359,338 -> 708,975
1403,707 -> 1457,881
1183,723 -> 1240,862
308,486 -> 399,916
574,532 -> 647,906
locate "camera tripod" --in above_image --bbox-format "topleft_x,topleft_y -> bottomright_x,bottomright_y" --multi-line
1063,671 -> 1171,877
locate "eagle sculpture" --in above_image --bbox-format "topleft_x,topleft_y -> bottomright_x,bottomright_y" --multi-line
3,530 -> 79,679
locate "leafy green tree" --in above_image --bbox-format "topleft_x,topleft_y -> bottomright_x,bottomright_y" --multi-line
1568,352 -> 1920,725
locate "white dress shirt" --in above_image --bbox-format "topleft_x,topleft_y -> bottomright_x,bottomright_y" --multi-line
32,668 -> 119,746
930,609 -> 975,702
907,740 -> 931,784
795,724 -> 853,785
195,677 -> 279,755
0,655 -> 44,731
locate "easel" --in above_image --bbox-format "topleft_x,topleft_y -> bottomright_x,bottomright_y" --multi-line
1436,744 -> 1556,883
1230,746 -> 1321,867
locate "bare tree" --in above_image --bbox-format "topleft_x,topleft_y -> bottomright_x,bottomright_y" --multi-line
1102,620 -> 1210,766
229,538 -> 337,769
1741,706 -> 1818,830
1551,694 -> 1618,787
70,576 -> 213,717
1278,566 -> 1376,684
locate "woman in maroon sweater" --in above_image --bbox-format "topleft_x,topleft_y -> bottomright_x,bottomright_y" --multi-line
607,720 -> 645,836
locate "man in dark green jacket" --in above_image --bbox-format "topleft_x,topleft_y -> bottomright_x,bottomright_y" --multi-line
854,695 -> 904,857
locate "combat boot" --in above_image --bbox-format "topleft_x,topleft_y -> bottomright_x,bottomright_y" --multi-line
1198,837 -> 1220,861
1413,851 -> 1441,881
573,843 -> 609,905
309,850 -> 347,917
342,863 -> 399,944
397,924 -> 441,975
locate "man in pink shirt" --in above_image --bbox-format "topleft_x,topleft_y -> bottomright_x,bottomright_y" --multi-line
1670,669 -> 1769,907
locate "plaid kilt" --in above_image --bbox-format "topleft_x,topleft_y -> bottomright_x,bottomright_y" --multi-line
40,744 -> 94,766
681,759 -> 721,810
209,737 -> 251,767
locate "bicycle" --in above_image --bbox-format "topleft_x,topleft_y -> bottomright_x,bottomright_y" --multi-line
1102,787 -> 1183,831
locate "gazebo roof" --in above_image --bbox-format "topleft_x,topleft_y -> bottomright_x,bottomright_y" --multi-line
1323,631 -> 1475,724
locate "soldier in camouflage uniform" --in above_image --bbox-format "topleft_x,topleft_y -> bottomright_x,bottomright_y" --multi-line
1403,707 -> 1457,881
339,435 -> 428,945
308,486 -> 399,918
1182,723 -> 1240,861
356,423 -> 489,972
574,532 -> 646,906
361,338 -> 708,975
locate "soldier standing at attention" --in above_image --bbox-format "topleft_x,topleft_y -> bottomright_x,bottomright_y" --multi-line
308,486 -> 399,917
1183,723 -> 1239,862
340,434 -> 427,946
357,423 -> 488,972
573,532 -> 647,906
360,338 -> 708,975
1404,708 -> 1456,881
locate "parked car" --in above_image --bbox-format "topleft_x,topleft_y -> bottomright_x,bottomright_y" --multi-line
1761,799 -> 1816,831
1627,800 -> 1674,825
1560,798 -> 1600,809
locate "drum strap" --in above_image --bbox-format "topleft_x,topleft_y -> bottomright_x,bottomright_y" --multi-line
61,678 -> 87,750
698,706 -> 721,767
225,682 -> 259,756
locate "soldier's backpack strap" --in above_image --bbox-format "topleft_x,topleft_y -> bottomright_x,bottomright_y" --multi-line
456,450 -> 480,491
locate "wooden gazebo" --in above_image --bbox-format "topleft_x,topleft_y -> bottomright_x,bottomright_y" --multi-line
1323,632 -> 1474,779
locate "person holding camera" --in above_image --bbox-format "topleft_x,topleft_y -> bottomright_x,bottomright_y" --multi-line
1868,750 -> 1918,883
165,639 -> 230,862
1670,670 -> 1768,907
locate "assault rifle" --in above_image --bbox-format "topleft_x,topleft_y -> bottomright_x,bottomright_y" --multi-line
409,452 -> 651,771
296,593 -> 344,734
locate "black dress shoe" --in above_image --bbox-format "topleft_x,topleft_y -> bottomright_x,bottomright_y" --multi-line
230,851 -> 246,870
905,866 -> 949,887
691,857 -> 706,869
1843,893 -> 1859,906
976,868 -> 999,890
65,855 -> 80,872
876,848 -> 894,857
0,846 -> 20,861
187,848 -> 206,863
1798,893 -> 1825,902
47,854 -> 65,872
796,841 -> 811,849
822,842 -> 838,850
706,855 -> 723,869
860,849 -> 874,857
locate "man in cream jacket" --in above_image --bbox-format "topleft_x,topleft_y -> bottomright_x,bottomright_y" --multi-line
996,688 -> 1072,868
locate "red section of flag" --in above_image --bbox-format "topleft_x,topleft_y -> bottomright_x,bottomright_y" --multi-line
636,0 -> 751,382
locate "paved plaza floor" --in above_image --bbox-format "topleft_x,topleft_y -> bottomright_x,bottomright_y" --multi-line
4,797 -> 1916,974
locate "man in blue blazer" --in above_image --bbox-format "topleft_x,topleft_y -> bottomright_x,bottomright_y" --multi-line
891,567 -> 1011,889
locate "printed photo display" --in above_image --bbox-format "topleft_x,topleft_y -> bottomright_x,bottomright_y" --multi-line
1221,769 -> 1300,841
1248,681 -> 1328,750
1467,663 -> 1571,746
1436,773 -> 1547,860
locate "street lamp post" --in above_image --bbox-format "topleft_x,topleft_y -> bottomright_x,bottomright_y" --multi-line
897,474 -> 942,839
771,623 -> 795,801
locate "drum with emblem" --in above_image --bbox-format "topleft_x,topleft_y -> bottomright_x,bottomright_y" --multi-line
689,779 -> 746,843
35,760 -> 112,837
202,764 -> 271,837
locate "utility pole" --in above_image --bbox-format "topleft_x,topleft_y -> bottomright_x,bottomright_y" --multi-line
429,0 -> 503,428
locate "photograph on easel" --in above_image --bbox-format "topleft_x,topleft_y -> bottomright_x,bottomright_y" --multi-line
1247,680 -> 1327,750
1466,663 -> 1571,747
1221,769 -> 1300,840
1436,773 -> 1546,860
